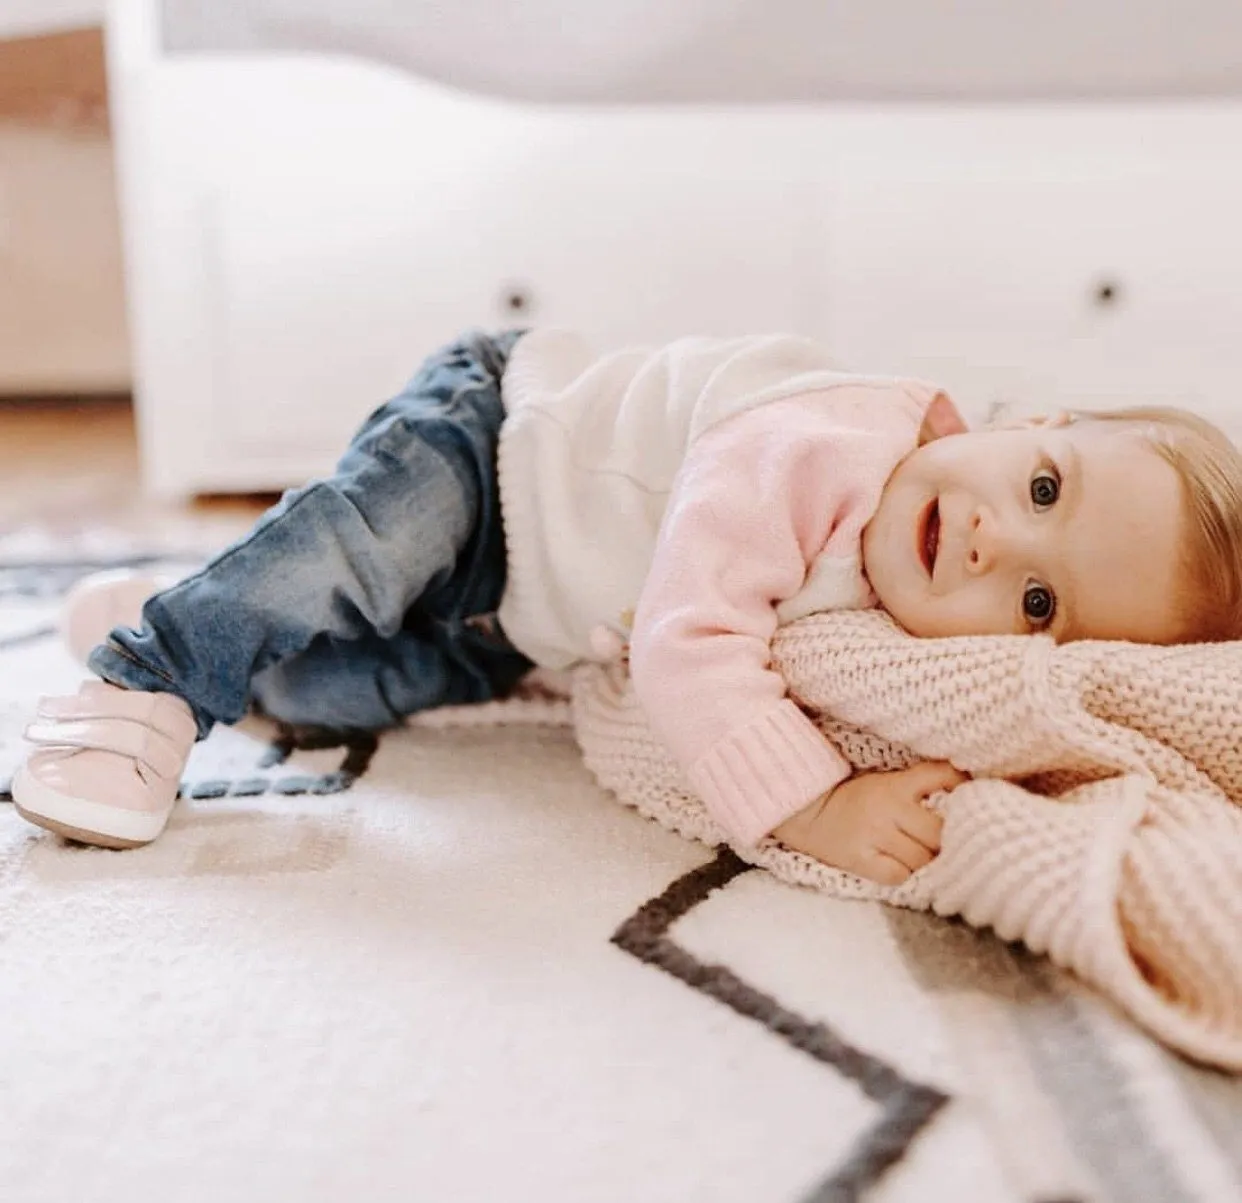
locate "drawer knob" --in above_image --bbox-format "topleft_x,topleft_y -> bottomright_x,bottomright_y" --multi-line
501,285 -> 533,315
1093,277 -> 1123,308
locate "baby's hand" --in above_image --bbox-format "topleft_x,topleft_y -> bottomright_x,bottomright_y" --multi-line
771,761 -> 966,886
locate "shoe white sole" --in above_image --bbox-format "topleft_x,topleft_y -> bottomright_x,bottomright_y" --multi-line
11,765 -> 174,849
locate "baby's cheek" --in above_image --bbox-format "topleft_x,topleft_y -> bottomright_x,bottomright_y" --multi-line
920,586 -> 1013,639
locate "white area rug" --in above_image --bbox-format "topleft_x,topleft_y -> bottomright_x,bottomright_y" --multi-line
2,558 -> 1240,1203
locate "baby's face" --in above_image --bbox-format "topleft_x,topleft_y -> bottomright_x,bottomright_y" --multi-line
862,413 -> 1189,643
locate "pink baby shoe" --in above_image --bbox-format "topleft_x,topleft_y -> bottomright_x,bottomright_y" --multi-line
12,681 -> 197,848
60,569 -> 180,665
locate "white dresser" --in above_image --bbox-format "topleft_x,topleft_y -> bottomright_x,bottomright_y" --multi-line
108,0 -> 1242,497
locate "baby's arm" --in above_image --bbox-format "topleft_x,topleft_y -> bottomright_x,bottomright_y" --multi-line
629,397 -> 882,851
773,762 -> 961,885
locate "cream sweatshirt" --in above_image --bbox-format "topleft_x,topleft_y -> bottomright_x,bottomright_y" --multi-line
496,328 -> 945,844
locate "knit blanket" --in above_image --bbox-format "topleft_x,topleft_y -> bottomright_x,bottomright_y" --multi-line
571,609 -> 1242,1072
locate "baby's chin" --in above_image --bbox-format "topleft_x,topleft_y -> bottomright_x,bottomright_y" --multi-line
880,606 -> 936,639
867,582 -> 923,636
873,591 -> 975,640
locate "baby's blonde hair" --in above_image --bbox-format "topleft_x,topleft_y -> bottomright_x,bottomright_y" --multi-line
1075,405 -> 1242,643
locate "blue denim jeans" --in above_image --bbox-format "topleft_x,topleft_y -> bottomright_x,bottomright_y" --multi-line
90,330 -> 534,737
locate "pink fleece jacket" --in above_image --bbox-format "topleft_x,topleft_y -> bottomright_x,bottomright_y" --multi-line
627,390 -> 930,846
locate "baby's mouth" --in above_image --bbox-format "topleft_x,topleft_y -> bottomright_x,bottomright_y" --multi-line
918,499 -> 940,577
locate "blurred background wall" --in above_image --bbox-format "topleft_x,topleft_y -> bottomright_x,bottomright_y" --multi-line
0,6 -> 128,394
5,1 -> 1242,499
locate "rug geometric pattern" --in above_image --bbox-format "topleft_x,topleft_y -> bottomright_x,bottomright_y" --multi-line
3,559 -> 1239,1203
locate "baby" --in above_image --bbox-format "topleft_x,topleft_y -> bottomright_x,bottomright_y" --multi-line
14,329 -> 1242,884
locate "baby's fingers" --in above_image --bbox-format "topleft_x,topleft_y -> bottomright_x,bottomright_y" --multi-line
894,799 -> 943,853
857,852 -> 913,887
878,827 -> 938,874
904,760 -> 969,797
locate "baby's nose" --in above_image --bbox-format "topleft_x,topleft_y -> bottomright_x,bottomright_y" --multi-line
966,510 -> 1009,574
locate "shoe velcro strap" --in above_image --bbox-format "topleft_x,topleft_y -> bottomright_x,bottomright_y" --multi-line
37,690 -> 196,744
24,716 -> 187,781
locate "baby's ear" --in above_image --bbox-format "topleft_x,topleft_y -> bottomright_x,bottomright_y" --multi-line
917,391 -> 969,445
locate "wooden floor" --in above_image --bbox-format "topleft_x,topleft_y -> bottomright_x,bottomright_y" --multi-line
0,396 -> 267,558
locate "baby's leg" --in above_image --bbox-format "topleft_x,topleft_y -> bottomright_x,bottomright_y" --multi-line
89,331 -> 517,735
250,620 -> 532,730
15,330 -> 521,845
58,576 -> 533,730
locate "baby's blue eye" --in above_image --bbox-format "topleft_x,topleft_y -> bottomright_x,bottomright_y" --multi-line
1024,583 -> 1056,626
1030,469 -> 1060,510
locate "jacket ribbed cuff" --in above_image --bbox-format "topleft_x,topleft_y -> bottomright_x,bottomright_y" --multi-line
687,700 -> 851,847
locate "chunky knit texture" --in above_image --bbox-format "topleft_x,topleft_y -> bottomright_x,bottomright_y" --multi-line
570,608 -> 1242,1071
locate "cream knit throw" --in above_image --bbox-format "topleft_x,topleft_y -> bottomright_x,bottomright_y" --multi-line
570,609 -> 1242,1072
